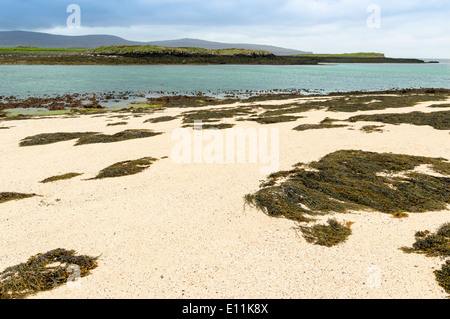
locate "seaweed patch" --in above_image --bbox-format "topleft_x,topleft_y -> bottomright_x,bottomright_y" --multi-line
0,248 -> 98,299
401,223 -> 450,258
75,129 -> 162,146
401,223 -> 450,295
346,110 -> 450,130
40,173 -> 83,184
90,157 -> 158,179
0,192 -> 38,204
144,116 -> 177,123
297,219 -> 353,247
245,150 -> 450,223
19,132 -> 98,147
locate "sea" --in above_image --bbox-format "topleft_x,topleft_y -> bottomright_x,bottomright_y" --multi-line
0,59 -> 448,98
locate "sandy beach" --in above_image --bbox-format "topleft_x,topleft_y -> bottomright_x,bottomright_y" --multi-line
1,94 -> 449,299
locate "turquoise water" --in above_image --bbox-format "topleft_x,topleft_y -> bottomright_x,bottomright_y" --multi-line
1,60 -> 449,98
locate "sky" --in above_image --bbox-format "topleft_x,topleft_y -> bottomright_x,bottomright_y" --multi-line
0,0 -> 449,58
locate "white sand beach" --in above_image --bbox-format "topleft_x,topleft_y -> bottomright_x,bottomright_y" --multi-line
0,95 -> 449,299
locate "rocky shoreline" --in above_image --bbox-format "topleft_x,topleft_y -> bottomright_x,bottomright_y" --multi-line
0,51 -> 427,65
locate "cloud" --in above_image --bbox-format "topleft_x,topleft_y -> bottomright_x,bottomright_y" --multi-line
0,0 -> 449,58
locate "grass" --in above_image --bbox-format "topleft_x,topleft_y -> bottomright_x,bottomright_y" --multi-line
75,129 -> 162,146
0,192 -> 37,204
346,110 -> 450,130
0,248 -> 98,299
297,219 -> 353,247
297,52 -> 385,58
90,45 -> 273,57
90,157 -> 158,179
245,150 -> 450,223
40,173 -> 83,184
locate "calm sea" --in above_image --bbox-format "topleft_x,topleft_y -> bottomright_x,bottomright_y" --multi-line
0,59 -> 449,98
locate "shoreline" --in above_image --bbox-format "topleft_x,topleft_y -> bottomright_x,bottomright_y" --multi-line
0,52 -> 427,65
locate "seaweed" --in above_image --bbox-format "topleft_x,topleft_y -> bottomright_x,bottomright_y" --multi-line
293,118 -> 348,131
297,218 -> 352,247
106,121 -> 128,126
0,192 -> 37,204
40,173 -> 83,184
401,223 -> 450,257
188,123 -> 235,130
245,150 -> 450,223
0,248 -> 98,299
294,123 -> 349,131
435,261 -> 450,295
429,104 -> 450,108
324,94 -> 449,113
181,106 -> 256,124
19,132 -> 98,147
90,157 -> 158,179
360,125 -> 385,133
346,110 -> 450,130
249,115 -> 302,124
144,116 -> 177,123
401,223 -> 450,295
75,129 -> 162,146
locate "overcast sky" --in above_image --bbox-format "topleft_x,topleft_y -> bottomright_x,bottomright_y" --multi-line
1,0 -> 449,58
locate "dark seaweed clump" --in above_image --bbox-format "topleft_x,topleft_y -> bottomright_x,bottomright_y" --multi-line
401,223 -> 450,295
346,110 -> 450,130
249,115 -> 302,124
297,218 -> 352,247
294,118 -> 348,131
191,123 -> 235,130
245,150 -> 450,223
74,129 -> 162,146
91,157 -> 158,179
401,223 -> 450,257
0,248 -> 98,299
144,116 -> 178,123
429,104 -> 450,108
19,132 -> 98,147
435,261 -> 450,295
106,121 -> 128,126
181,106 -> 256,124
40,173 -> 83,184
360,125 -> 385,133
0,192 -> 37,204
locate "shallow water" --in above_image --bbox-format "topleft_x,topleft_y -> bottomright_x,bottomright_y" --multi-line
1,60 -> 449,98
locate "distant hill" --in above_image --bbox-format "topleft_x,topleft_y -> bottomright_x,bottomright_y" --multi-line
148,38 -> 312,55
0,31 -> 143,48
0,31 -> 311,55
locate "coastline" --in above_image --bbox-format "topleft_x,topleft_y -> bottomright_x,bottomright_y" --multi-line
0,52 -> 427,65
